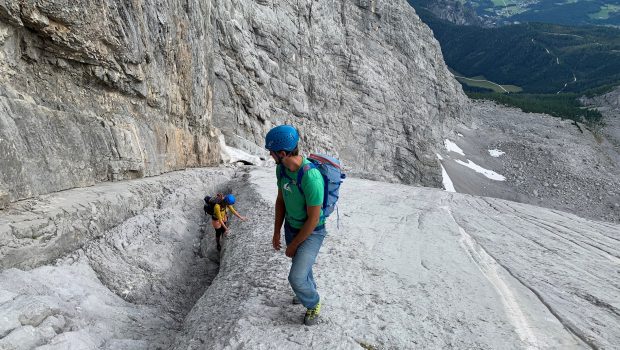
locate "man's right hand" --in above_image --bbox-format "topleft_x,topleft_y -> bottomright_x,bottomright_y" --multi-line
272,233 -> 281,251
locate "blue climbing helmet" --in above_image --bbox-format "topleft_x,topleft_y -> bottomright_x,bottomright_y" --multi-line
265,125 -> 299,152
224,194 -> 236,205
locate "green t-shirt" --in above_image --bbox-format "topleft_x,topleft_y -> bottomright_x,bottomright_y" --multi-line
277,157 -> 326,229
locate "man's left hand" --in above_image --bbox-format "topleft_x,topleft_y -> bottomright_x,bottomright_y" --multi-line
285,244 -> 297,258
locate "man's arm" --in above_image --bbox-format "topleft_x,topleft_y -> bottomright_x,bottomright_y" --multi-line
273,189 -> 286,250
285,205 -> 321,258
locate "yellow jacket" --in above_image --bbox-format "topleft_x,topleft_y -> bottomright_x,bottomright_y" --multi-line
213,203 -> 238,221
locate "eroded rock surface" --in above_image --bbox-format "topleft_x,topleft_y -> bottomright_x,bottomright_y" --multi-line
0,1 -> 221,203
1,0 -> 468,205
172,167 -> 618,349
211,0 -> 468,186
0,168 -> 234,349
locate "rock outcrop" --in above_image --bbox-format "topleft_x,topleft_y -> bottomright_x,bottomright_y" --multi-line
583,86 -> 620,111
2,167 -> 618,349
0,1 -> 221,204
211,0 -> 468,186
0,0 -> 467,204
172,168 -> 618,349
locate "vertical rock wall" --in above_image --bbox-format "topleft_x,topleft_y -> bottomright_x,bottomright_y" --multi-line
212,0 -> 469,186
0,1 -> 220,203
0,0 -> 469,202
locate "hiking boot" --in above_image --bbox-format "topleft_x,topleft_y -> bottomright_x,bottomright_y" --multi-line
292,296 -> 301,305
303,302 -> 321,326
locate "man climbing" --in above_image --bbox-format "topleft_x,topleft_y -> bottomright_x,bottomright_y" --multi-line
209,194 -> 247,251
265,125 -> 326,326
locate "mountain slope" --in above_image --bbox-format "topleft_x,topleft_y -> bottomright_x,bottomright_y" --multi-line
412,0 -> 620,27
1,166 -> 617,348
411,6 -> 620,93
211,0 -> 468,187
0,0 -> 468,204
173,167 -> 618,349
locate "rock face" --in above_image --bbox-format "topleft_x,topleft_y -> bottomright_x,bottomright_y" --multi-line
172,168 -> 618,349
0,1 -> 221,203
0,0 -> 467,205
211,0 -> 468,186
3,167 -> 617,349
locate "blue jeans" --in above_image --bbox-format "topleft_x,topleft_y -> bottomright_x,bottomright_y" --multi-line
284,223 -> 326,309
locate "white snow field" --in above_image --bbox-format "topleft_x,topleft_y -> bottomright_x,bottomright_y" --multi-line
445,139 -> 466,156
454,159 -> 506,181
436,154 -> 456,192
174,167 -> 619,349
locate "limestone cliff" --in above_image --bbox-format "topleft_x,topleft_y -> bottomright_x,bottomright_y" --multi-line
0,0 -> 467,204
212,0 -> 468,186
0,1 -> 220,204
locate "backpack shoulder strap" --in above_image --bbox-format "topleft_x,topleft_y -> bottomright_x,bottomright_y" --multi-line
296,163 -> 316,196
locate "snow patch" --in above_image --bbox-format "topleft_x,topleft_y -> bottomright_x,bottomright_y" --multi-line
488,149 -> 505,157
441,164 -> 456,193
437,154 -> 455,192
221,145 -> 262,165
445,139 -> 465,156
219,135 -> 262,165
454,159 -> 506,181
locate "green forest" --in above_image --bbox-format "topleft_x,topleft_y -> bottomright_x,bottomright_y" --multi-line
467,91 -> 603,125
415,9 -> 620,93
407,2 -> 620,124
409,0 -> 620,26
471,0 -> 620,27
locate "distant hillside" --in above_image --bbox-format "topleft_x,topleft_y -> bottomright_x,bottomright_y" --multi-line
414,7 -> 620,94
407,0 -> 485,26
409,0 -> 620,27
508,0 -> 620,27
